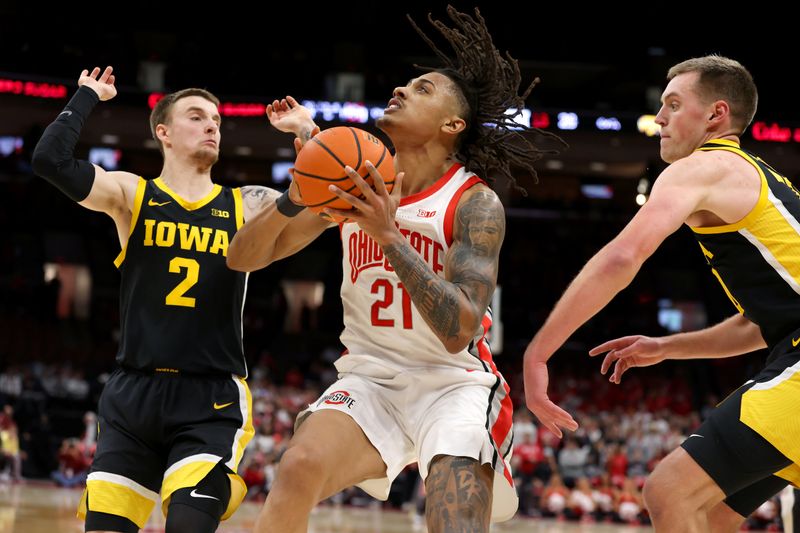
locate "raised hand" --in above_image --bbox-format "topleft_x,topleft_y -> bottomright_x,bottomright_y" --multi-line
324,163 -> 404,243
589,335 -> 665,384
78,66 -> 117,101
267,96 -> 317,141
523,358 -> 578,438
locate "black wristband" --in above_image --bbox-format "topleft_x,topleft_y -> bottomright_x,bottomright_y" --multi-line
275,190 -> 306,217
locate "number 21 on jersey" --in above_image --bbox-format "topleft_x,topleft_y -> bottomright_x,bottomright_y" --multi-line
371,279 -> 412,328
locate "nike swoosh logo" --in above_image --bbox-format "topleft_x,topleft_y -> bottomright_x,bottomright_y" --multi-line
213,401 -> 234,410
59,110 -> 73,117
793,336 -> 800,347
688,433 -> 704,438
190,489 -> 219,501
148,199 -> 171,207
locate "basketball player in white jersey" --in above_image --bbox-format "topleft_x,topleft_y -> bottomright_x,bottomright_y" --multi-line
227,7 -> 563,532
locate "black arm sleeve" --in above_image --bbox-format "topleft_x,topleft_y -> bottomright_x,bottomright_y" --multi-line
31,85 -> 100,202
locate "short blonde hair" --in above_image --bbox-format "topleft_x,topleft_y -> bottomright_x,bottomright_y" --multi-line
668,55 -> 757,134
149,88 -> 220,155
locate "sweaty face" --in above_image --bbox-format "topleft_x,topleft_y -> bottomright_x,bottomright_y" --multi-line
161,96 -> 221,166
376,72 -> 465,141
655,72 -> 714,163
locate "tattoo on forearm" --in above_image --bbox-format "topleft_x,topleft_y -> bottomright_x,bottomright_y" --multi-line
241,186 -> 278,213
300,128 -> 312,142
425,456 -> 492,533
383,240 -> 462,340
382,189 -> 504,345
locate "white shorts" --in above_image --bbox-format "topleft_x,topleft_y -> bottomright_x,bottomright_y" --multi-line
296,362 -> 517,522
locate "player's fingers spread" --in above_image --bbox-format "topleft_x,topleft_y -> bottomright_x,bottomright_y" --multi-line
600,352 -> 616,375
614,345 -> 638,359
589,337 -> 630,356
345,166 -> 375,199
560,416 -> 579,432
80,69 -> 88,78
616,362 -> 631,382
365,161 -> 387,196
391,172 -> 404,198
612,360 -> 628,384
90,67 -> 101,78
286,95 -> 299,107
329,183 -> 367,209
324,207 -> 357,220
108,75 -> 116,86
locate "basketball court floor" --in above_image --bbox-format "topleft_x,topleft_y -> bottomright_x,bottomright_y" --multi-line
1,483 -> 653,532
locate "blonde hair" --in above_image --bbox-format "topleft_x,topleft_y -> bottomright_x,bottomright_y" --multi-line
668,55 -> 757,134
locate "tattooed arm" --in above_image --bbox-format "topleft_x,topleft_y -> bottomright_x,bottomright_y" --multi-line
228,96 -> 331,271
227,185 -> 331,272
383,185 -> 504,353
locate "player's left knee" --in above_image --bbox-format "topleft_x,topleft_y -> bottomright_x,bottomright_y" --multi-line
166,463 -> 232,533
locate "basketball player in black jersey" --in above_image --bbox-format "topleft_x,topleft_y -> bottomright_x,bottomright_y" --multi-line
524,55 -> 800,531
31,67 -> 322,533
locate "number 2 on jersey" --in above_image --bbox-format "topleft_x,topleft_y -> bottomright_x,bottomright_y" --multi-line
370,279 -> 412,328
166,257 -> 199,307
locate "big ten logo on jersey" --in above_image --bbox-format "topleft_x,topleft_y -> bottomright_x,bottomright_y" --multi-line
211,208 -> 230,218
142,220 -> 230,256
348,226 -> 444,284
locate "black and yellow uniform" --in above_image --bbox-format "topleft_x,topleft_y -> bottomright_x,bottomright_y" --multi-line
79,177 -> 254,531
682,139 -> 800,514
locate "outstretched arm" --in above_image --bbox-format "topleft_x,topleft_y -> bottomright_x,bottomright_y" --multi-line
227,96 -> 331,271
589,314 -> 765,384
326,166 -> 501,353
32,66 -> 139,225
523,156 -> 720,436
229,185 -> 331,271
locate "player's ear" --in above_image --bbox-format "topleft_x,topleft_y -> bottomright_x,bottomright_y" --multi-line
156,123 -> 170,147
442,116 -> 466,136
708,101 -> 730,123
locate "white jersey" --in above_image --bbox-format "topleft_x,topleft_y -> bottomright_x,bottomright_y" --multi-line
338,163 -> 495,374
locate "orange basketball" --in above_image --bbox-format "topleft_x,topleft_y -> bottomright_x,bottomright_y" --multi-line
293,126 -> 395,223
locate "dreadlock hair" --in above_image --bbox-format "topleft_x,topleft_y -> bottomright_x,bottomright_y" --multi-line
408,5 -> 566,194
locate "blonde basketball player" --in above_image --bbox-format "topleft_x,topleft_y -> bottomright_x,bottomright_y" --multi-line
525,55 -> 800,532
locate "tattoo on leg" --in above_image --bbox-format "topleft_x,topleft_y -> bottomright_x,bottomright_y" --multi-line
425,456 -> 493,533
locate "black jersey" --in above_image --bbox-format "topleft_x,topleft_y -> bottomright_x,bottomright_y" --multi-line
114,177 -> 247,376
692,139 -> 800,350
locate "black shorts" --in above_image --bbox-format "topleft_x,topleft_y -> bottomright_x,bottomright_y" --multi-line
77,369 -> 254,529
682,340 -> 800,516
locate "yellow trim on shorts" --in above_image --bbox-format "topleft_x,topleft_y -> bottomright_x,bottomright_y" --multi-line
160,458 -> 249,521
740,365 -> 800,465
775,463 -> 800,489
225,473 -> 248,520
77,479 -> 157,528
114,177 -> 147,268
161,459 -> 217,516
232,377 -> 255,469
